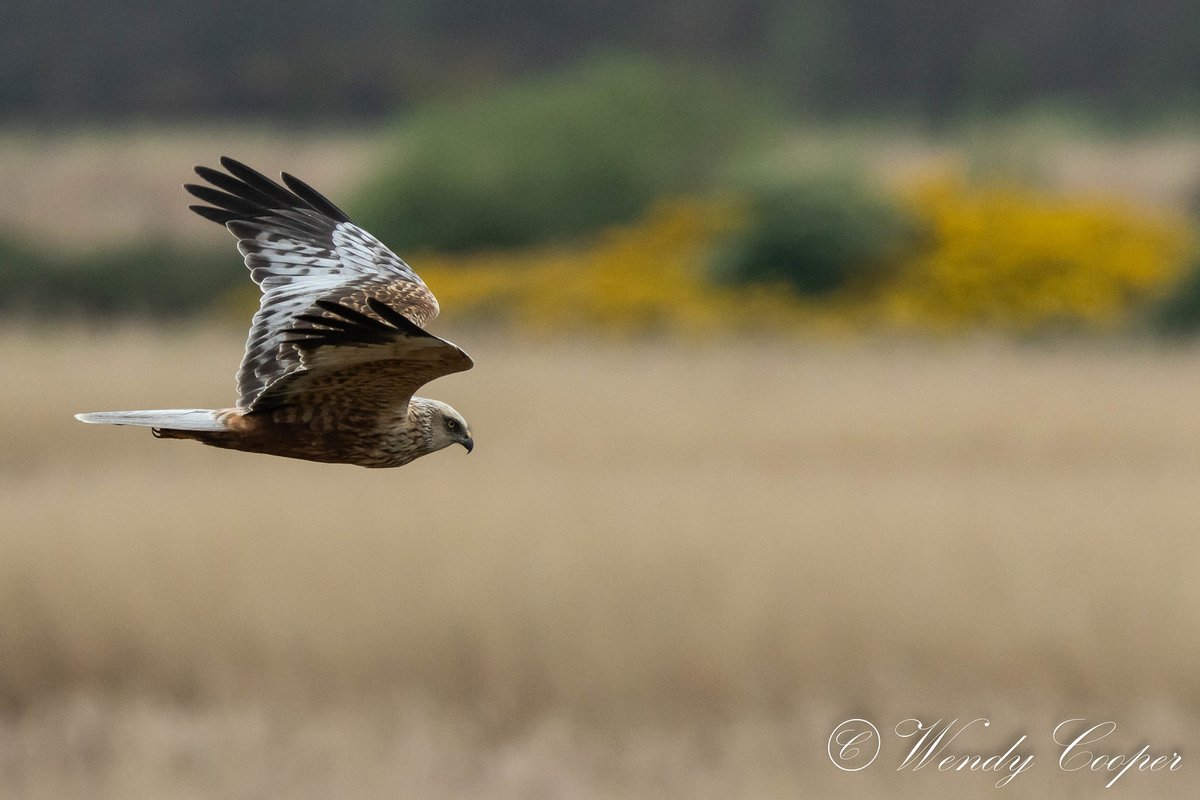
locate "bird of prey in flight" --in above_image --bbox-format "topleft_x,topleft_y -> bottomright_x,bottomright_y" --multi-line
76,157 -> 474,468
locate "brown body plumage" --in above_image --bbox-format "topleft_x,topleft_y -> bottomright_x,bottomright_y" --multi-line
76,158 -> 475,468
156,396 -> 461,468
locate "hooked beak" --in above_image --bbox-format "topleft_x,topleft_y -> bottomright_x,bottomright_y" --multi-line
460,435 -> 474,454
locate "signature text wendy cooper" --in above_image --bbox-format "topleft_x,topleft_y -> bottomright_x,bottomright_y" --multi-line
828,717 -> 1182,788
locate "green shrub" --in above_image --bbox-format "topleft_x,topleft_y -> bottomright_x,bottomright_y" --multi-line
351,54 -> 781,252
0,235 -> 240,317
1149,259 -> 1200,336
710,173 -> 917,296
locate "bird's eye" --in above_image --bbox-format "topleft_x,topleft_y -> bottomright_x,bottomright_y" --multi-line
445,419 -> 459,432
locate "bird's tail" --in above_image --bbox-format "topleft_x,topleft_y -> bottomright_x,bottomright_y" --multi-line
74,409 -> 229,437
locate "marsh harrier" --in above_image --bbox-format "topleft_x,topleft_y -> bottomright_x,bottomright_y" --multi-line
76,158 -> 474,467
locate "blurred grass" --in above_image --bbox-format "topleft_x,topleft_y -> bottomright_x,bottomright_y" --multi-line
1,327 -> 1199,796
4,75 -> 1200,797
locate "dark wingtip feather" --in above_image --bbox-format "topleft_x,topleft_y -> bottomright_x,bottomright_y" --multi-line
184,184 -> 264,216
280,172 -> 351,223
188,204 -> 238,225
187,156 -> 357,230
218,156 -> 259,177
194,165 -> 280,208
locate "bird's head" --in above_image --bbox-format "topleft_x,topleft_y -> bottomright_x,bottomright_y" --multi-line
416,398 -> 474,454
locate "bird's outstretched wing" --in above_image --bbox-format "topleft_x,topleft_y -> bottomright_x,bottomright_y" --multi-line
257,297 -> 472,421
186,157 -> 464,412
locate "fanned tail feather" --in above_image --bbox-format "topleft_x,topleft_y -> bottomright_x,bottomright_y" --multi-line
74,409 -> 227,433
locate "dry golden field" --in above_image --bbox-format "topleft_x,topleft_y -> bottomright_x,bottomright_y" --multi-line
1,326 -> 1199,797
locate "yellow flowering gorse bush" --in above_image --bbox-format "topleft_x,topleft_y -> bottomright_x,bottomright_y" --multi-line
416,200 -> 813,335
873,179 -> 1192,332
416,178 -> 1193,335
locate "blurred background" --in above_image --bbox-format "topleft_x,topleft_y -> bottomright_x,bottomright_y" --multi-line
2,1 -> 1200,797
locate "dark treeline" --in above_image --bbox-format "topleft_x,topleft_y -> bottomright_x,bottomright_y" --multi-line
4,0 -> 1200,124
